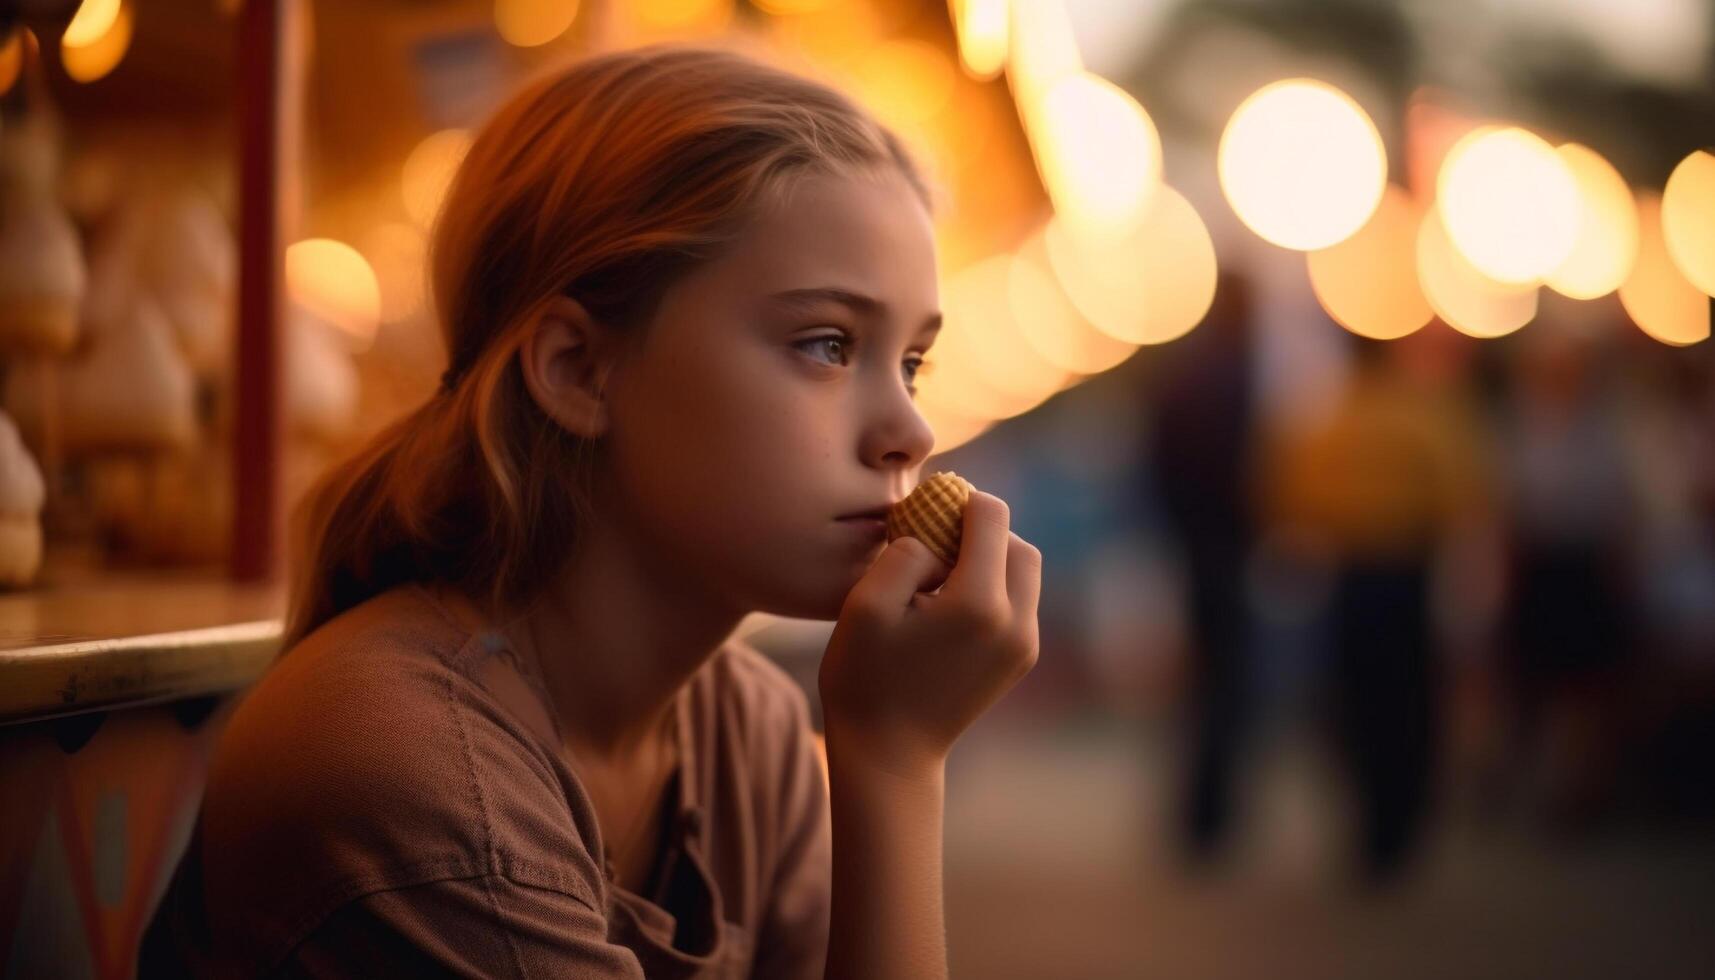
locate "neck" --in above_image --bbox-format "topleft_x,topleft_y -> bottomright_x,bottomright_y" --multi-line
500,512 -> 747,763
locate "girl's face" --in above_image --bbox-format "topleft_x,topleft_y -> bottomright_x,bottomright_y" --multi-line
600,168 -> 942,621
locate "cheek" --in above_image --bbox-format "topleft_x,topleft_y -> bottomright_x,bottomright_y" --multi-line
612,347 -> 836,547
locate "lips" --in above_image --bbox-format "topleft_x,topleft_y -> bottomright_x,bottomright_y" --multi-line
836,504 -> 897,522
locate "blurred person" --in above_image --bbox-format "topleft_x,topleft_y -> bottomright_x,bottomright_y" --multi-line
1495,332 -> 1638,830
1144,270 -> 1259,861
1621,346 -> 1715,821
140,45 -> 1042,979
1261,326 -> 1492,881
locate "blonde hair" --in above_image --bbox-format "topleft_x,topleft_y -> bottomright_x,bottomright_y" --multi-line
285,44 -> 933,646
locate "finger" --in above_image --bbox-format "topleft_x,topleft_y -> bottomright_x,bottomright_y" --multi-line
943,491 -> 1010,600
847,536 -> 949,617
1005,532 -> 1043,622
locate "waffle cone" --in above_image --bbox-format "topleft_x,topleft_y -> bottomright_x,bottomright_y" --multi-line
885,471 -> 974,566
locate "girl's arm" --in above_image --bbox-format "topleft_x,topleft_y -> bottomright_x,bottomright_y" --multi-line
817,490 -> 1043,980
823,735 -> 947,980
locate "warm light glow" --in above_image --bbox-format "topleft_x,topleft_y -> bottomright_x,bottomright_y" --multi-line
1437,126 -> 1581,284
63,0 -> 121,48
1619,191 -> 1711,346
286,239 -> 382,350
1416,205 -> 1537,338
1009,231 -> 1138,375
1307,184 -> 1433,340
914,379 -> 995,456
0,30 -> 23,97
766,2 -> 883,67
1217,79 -> 1387,251
360,222 -> 428,323
632,0 -> 734,33
855,39 -> 956,127
951,0 -> 1007,80
1661,149 -> 1715,296
1006,0 -> 1081,105
939,257 -> 1070,410
61,0 -> 132,83
753,0 -> 828,13
1043,185 -> 1218,345
1028,71 -> 1162,243
493,0 -> 578,48
1547,143 -> 1639,299
401,129 -> 471,229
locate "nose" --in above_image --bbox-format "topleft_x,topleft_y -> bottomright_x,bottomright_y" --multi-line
859,377 -> 936,473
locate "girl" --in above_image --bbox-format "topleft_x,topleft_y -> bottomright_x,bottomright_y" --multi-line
141,44 -> 1041,979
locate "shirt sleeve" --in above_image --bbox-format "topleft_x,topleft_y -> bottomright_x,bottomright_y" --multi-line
748,679 -> 833,980
277,873 -> 646,979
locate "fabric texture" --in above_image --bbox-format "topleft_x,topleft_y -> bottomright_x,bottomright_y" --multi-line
138,584 -> 831,979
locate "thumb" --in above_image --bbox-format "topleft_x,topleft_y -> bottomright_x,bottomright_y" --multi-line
845,536 -> 950,619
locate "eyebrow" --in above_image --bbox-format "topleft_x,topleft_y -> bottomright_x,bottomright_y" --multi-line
769,287 -> 943,335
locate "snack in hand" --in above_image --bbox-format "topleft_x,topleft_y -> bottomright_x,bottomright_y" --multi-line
885,471 -> 974,566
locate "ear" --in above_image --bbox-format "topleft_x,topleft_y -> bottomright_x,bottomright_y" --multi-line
518,295 -> 624,439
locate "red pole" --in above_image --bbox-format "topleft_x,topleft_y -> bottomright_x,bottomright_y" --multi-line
231,0 -> 301,582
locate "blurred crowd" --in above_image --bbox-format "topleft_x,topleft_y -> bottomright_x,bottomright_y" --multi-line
940,271 -> 1715,887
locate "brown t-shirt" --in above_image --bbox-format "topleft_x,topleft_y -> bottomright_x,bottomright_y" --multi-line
139,584 -> 831,978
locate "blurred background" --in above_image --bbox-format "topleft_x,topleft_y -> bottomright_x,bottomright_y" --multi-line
1,0 -> 1713,977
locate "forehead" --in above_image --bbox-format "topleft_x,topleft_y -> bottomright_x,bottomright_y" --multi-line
677,169 -> 940,311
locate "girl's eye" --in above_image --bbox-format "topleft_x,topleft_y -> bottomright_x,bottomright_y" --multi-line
796,334 -> 850,366
794,332 -> 930,392
903,357 -> 927,388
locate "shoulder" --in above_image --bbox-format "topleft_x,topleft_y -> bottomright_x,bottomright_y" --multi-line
703,635 -> 818,742
196,588 -> 605,944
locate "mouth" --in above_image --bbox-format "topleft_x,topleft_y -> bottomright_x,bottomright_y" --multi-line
835,504 -> 897,522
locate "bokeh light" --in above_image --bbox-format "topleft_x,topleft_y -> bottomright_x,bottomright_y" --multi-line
952,0 -> 1008,80
855,39 -> 957,128
1006,0 -> 1081,106
493,0 -> 579,48
942,255 -> 1071,406
401,129 -> 471,230
1436,126 -> 1580,284
1307,184 -> 1434,340
914,377 -> 995,456
63,0 -> 121,49
765,1 -> 884,68
1027,72 -> 1162,244
1619,191 -> 1711,346
1009,231 -> 1139,376
61,0 -> 132,84
1416,205 -> 1537,338
359,222 -> 428,324
286,238 -> 382,351
753,0 -> 831,13
1661,149 -> 1715,296
1042,186 -> 1218,346
1546,142 -> 1639,299
0,29 -> 23,98
1217,79 -> 1387,251
632,0 -> 734,35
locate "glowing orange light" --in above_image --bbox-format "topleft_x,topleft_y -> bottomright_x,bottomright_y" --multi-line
1437,126 -> 1580,284
494,0 -> 578,48
1619,192 -> 1711,346
1043,186 -> 1218,346
1416,205 -> 1537,338
286,238 -> 382,351
1218,79 -> 1387,250
401,129 -> 471,229
1661,150 -> 1715,296
1547,143 -> 1639,300
61,0 -> 132,83
1307,184 -> 1433,340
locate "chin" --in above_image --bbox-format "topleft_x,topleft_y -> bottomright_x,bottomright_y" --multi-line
753,569 -> 863,622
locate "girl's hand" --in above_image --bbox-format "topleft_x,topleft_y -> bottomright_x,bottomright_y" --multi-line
818,490 -> 1042,777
